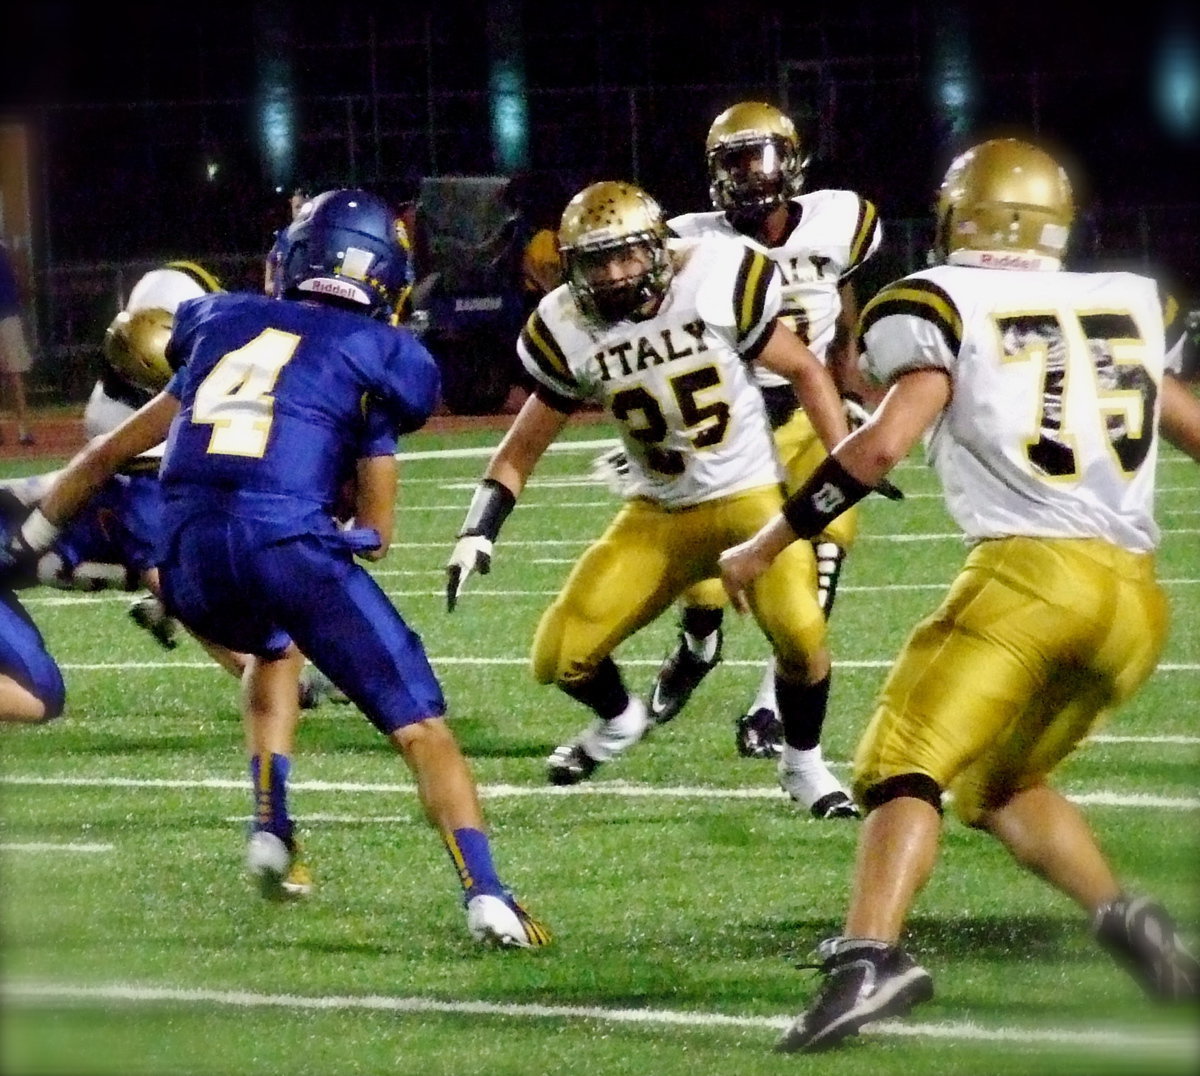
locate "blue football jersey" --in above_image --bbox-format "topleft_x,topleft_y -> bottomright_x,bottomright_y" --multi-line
161,293 -> 439,536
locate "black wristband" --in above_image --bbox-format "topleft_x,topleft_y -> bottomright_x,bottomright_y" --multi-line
781,456 -> 872,540
459,478 -> 516,540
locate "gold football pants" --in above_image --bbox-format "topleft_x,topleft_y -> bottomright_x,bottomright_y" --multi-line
682,408 -> 860,610
531,485 -> 826,688
852,537 -> 1166,825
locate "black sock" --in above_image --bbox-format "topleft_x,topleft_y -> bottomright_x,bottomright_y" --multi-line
560,657 -> 630,720
681,606 -> 724,640
775,672 -> 831,751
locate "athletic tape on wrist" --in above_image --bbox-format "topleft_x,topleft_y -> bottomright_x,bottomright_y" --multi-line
459,478 -> 516,540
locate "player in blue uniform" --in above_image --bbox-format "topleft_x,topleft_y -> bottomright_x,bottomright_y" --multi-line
0,522 -> 66,724
10,189 -> 549,947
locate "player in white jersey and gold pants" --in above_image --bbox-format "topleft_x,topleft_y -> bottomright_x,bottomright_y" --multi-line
719,138 -> 1200,1052
636,102 -> 893,818
446,180 -> 855,794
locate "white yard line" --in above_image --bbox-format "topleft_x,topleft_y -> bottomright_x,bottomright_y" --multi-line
22,575 -> 1200,608
1,981 -> 1194,1057
43,657 -> 1200,672
0,841 -> 113,853
3,775 -> 1196,810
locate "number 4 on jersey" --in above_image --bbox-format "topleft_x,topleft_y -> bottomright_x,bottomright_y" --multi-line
192,329 -> 301,457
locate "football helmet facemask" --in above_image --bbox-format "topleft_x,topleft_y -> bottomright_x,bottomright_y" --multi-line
102,306 -> 175,392
934,138 -> 1074,270
706,101 -> 807,218
271,188 -> 413,320
558,181 -> 673,326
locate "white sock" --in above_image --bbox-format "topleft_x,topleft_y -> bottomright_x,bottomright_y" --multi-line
781,743 -> 828,773
748,658 -> 778,714
779,744 -> 845,804
585,697 -> 648,759
683,630 -> 719,663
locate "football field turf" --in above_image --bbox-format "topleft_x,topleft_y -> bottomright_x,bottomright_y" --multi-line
2,422 -> 1197,1076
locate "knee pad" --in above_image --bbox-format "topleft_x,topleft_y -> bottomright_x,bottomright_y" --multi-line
860,772 -> 944,815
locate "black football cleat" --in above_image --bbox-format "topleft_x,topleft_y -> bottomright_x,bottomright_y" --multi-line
776,937 -> 933,1053
647,630 -> 722,725
734,707 -> 784,758
1093,895 -> 1200,1002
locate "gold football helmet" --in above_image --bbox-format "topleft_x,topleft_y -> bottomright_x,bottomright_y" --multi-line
102,307 -> 175,392
935,138 -> 1074,268
558,180 -> 673,325
705,101 -> 807,215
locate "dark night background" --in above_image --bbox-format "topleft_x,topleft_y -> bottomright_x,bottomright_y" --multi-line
0,0 -> 1197,402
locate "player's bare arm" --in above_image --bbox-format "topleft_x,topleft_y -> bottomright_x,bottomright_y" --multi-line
353,454 -> 398,559
28,392 -> 180,546
720,368 -> 949,611
755,319 -> 851,453
446,391 -> 572,611
484,391 -> 573,495
829,281 -> 883,408
1159,373 -> 1200,462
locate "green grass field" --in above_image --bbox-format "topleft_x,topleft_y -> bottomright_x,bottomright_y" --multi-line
2,422 -> 1197,1076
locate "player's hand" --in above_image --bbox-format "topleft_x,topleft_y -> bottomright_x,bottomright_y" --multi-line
445,535 -> 493,612
590,446 -> 633,496
718,539 -> 774,616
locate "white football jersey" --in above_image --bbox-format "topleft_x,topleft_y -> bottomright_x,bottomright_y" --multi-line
518,237 -> 784,508
669,189 -> 881,389
860,265 -> 1183,552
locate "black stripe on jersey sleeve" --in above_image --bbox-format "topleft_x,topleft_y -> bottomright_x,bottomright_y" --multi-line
734,248 -> 774,343
859,278 -> 963,356
847,197 -> 880,273
519,310 -> 580,397
740,317 -> 778,364
533,383 -> 581,415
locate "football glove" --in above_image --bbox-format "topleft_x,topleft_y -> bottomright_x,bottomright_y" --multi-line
445,535 -> 493,613
590,445 -> 634,496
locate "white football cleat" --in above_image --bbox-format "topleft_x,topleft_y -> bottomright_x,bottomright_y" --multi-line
466,893 -> 551,948
246,830 -> 313,901
546,698 -> 650,785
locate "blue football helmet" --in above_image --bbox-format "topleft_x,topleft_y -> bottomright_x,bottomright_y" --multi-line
270,189 -> 413,321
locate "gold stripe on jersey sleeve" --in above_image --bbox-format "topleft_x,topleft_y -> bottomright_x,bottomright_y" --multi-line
165,260 -> 223,293
734,248 -> 772,341
859,278 -> 963,355
847,197 -> 880,271
520,310 -> 577,391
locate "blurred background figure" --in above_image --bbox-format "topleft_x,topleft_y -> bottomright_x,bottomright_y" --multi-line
494,169 -> 569,316
0,238 -> 36,446
288,185 -> 312,221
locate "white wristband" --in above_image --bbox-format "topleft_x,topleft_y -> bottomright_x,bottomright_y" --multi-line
19,508 -> 61,553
